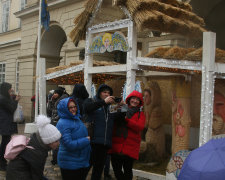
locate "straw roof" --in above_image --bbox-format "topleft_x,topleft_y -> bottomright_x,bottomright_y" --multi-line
145,46 -> 225,63
69,0 -> 206,45
69,0 -> 99,46
46,60 -> 123,85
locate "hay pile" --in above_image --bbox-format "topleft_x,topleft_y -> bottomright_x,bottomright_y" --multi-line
46,60 -> 121,85
145,46 -> 225,62
46,60 -> 119,74
48,72 -> 124,85
163,47 -> 195,60
70,0 -> 205,45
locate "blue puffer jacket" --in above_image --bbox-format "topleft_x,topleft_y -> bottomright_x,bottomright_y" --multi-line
56,97 -> 91,170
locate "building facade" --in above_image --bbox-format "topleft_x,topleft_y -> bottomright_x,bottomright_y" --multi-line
1,0 -> 86,121
0,0 -> 25,90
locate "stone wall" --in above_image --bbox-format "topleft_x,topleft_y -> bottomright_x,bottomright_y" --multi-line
18,0 -> 87,121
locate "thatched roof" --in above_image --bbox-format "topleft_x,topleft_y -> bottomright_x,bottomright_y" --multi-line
145,46 -> 225,63
46,60 -> 124,85
69,0 -> 206,45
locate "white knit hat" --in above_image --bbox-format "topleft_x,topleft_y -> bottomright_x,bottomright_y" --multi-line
36,115 -> 61,144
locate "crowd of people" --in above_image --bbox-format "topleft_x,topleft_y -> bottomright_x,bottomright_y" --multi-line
0,82 -> 146,180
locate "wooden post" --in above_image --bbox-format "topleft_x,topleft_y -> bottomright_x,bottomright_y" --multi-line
39,58 -> 46,115
199,32 -> 216,146
84,31 -> 93,95
171,78 -> 191,154
126,21 -> 136,95
141,40 -> 149,57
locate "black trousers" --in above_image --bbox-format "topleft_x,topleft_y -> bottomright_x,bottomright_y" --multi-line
89,144 -> 109,180
111,154 -> 134,180
51,148 -> 58,165
104,154 -> 111,176
60,167 -> 89,180
0,135 -> 11,167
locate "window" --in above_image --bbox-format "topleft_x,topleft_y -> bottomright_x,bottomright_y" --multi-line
15,61 -> 19,93
1,0 -> 10,32
0,63 -> 6,84
21,0 -> 27,10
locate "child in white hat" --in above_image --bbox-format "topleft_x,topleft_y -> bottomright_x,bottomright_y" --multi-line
6,115 -> 61,180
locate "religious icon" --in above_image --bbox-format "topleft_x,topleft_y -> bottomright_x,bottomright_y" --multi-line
89,32 -> 129,53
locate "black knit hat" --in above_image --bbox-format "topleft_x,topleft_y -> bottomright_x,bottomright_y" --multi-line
97,84 -> 113,98
54,88 -> 63,97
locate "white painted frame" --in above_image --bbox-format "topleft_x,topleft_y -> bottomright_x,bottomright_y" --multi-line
39,58 -> 46,115
84,19 -> 137,96
199,32 -> 216,146
45,64 -> 84,80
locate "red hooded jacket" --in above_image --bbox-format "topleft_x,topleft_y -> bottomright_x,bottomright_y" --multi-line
110,90 -> 145,160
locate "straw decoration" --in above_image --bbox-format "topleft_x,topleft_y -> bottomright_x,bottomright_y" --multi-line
70,0 -> 205,44
145,47 -> 225,63
69,0 -> 99,46
126,0 -> 204,26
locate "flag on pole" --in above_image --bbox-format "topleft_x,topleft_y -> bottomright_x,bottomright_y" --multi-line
41,0 -> 50,30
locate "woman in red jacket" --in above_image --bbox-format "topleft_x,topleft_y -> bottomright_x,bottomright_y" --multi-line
110,90 -> 145,180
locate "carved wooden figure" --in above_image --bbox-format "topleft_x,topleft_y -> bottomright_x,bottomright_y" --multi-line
142,81 -> 165,160
171,80 -> 191,154
213,82 -> 225,136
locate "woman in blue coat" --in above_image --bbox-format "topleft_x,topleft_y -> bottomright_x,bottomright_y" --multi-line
56,97 -> 91,180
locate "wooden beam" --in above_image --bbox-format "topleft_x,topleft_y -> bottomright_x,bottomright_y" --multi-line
126,20 -> 137,95
45,64 -> 84,80
84,31 -> 93,95
199,32 -> 216,146
89,19 -> 131,34
215,63 -> 225,74
136,57 -> 202,71
88,64 -> 127,74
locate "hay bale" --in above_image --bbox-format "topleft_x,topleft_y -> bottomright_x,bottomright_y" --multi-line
184,48 -> 202,61
134,9 -> 204,38
158,0 -> 192,12
145,47 -> 170,58
145,46 -> 225,62
216,48 -> 225,63
126,0 -> 204,26
163,46 -> 195,60
46,65 -> 68,74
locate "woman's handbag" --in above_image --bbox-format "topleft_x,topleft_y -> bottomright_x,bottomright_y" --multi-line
13,104 -> 24,123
